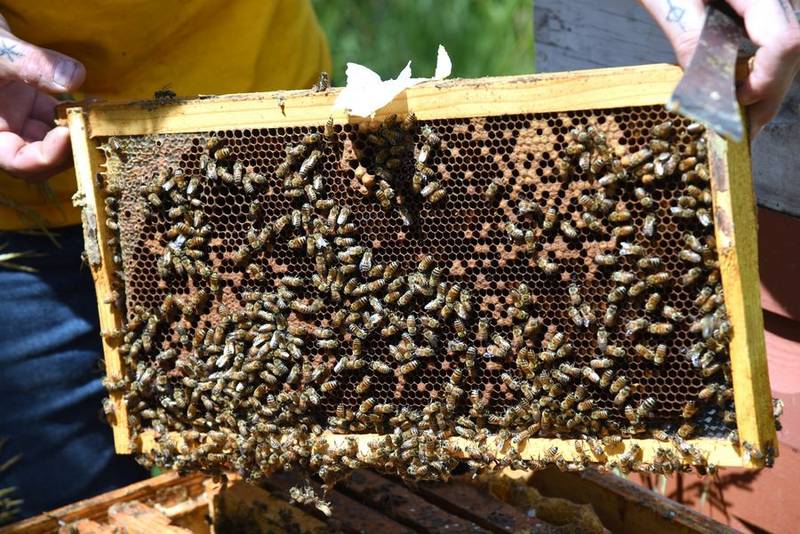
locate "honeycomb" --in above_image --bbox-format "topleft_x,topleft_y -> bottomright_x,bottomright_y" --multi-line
98,104 -> 734,478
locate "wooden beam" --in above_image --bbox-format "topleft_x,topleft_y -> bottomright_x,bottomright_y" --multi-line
531,468 -> 739,534
66,108 -> 130,453
412,478 -> 552,533
709,132 -> 777,462
340,469 -> 489,533
206,480 -> 327,534
260,470 -> 418,534
71,64 -> 683,137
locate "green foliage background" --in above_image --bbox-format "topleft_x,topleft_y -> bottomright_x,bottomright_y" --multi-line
311,0 -> 534,85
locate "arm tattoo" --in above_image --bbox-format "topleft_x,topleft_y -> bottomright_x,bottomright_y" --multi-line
776,0 -> 793,22
0,40 -> 22,62
665,0 -> 687,31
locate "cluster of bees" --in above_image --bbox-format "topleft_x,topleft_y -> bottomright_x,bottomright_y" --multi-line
95,109 -> 774,490
353,113 -> 445,225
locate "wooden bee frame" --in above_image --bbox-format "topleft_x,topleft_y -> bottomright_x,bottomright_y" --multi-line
66,64 -> 776,469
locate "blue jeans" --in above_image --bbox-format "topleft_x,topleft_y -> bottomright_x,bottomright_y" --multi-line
0,225 -> 144,520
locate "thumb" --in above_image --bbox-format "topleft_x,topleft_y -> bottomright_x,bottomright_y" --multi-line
0,32 -> 85,93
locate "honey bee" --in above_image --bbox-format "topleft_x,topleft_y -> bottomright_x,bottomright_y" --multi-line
374,403 -> 395,415
568,306 -> 583,328
358,249 -> 373,274
610,270 -> 635,285
609,225 -> 634,240
594,253 -> 617,267
420,180 -> 442,199
523,316 -> 543,339
214,147 -> 231,160
686,122 -> 705,136
607,286 -> 628,304
560,220 -> 578,239
658,305 -> 684,323
679,250 -> 702,264
547,331 -> 565,352
635,397 -> 657,420
625,148 -> 653,169
356,376 -> 373,395
417,254 -> 436,273
537,256 -> 559,276
430,187 -> 448,205
483,181 -> 501,201
614,386 -> 631,406
652,120 -> 674,139
565,284 -> 580,306
543,445 -> 562,463
742,441 -> 765,464
607,209 -> 631,224
619,444 -> 642,469
317,339 -> 339,350
582,366 -> 600,383
321,117 -> 336,143
695,207 -> 712,226
645,272 -> 670,288
597,369 -> 614,389
581,211 -> 604,233
518,198 -> 541,218
633,254 -> 660,270
603,304 -> 619,328
590,358 -> 613,369
505,222 -> 525,243
648,322 -> 673,335
625,318 -> 649,336
566,140 -> 589,161
607,375 -> 627,396
500,372 -> 520,391
398,360 -> 419,375
677,423 -> 695,439
543,208 -> 559,232
579,303 -> 596,327
643,293 -> 662,313
583,437 -> 605,459
619,242 -> 645,257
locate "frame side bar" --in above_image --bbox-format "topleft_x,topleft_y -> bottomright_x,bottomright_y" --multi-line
709,132 -> 777,463
67,108 -> 132,453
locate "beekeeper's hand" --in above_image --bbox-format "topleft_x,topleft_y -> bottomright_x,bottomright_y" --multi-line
639,0 -> 800,139
0,14 -> 85,181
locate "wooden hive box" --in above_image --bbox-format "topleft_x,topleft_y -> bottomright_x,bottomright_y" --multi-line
64,64 -> 777,477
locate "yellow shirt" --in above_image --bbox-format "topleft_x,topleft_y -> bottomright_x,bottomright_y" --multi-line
0,0 -> 330,230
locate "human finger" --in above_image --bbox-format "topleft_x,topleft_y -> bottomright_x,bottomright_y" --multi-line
0,125 -> 71,180
0,30 -> 85,93
20,118 -> 51,142
31,91 -> 59,124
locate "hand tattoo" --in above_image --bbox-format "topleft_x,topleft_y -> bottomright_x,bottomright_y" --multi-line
665,0 -> 687,31
0,41 -> 22,63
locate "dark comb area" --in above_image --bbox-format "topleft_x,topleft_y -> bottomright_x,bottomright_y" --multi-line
98,106 -> 734,480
